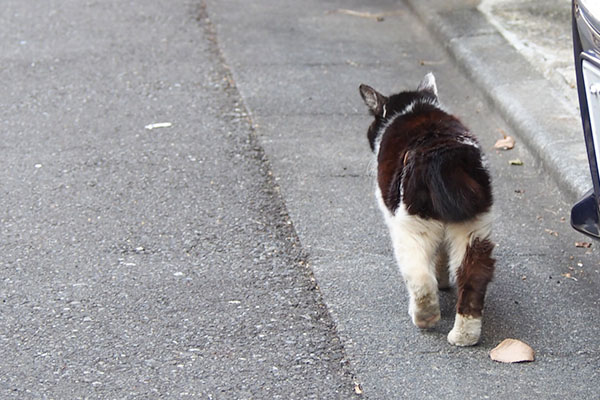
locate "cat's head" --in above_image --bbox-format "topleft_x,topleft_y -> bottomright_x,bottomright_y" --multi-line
359,73 -> 439,151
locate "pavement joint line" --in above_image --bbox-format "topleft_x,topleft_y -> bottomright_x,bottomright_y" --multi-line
404,0 -> 589,203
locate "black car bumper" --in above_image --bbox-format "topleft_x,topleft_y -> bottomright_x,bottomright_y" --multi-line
571,0 -> 600,238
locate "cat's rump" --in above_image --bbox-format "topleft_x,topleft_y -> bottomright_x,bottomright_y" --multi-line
407,144 -> 492,222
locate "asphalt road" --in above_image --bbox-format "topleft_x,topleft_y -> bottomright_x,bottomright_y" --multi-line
1,0 -> 599,399
0,1 -> 356,398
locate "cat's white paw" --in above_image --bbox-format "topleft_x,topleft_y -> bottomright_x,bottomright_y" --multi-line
447,314 -> 481,346
409,293 -> 440,329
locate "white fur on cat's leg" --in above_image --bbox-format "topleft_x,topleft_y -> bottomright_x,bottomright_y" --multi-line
448,314 -> 482,346
385,202 -> 444,329
408,288 -> 440,329
404,269 -> 440,328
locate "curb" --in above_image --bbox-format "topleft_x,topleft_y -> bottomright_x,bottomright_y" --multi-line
404,0 -> 589,203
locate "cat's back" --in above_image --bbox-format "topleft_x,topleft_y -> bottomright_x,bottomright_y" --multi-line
377,107 -> 492,222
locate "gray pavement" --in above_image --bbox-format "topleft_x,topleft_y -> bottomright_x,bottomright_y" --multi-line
408,0 -> 587,202
480,0 -> 576,105
0,1 -> 356,398
1,0 -> 599,399
206,0 -> 599,398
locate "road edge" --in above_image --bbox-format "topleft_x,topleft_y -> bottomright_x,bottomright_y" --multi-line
404,0 -> 589,203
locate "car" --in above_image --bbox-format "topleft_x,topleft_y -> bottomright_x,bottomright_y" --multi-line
570,0 -> 600,238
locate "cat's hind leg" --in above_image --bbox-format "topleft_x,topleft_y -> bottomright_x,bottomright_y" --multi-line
388,207 -> 445,329
435,241 -> 450,290
445,212 -> 495,346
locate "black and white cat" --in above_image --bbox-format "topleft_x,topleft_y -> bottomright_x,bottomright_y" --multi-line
359,73 -> 495,346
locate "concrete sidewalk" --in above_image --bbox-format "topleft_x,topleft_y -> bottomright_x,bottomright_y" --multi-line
480,0 -> 575,100
407,0 -> 588,202
205,0 -> 600,398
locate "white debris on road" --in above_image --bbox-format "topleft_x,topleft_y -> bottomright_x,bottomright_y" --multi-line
144,122 -> 173,130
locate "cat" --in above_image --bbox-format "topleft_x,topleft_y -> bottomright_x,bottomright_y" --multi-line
359,73 -> 495,346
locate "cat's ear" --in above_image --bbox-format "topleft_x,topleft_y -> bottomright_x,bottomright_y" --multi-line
359,84 -> 388,117
417,72 -> 438,97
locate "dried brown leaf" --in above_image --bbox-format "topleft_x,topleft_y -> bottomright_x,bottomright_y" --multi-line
575,241 -> 592,248
494,135 -> 515,150
353,382 -> 363,395
490,339 -> 535,363
561,272 -> 578,281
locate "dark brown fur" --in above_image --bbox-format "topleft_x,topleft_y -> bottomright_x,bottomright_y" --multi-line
378,107 -> 492,221
456,238 -> 495,318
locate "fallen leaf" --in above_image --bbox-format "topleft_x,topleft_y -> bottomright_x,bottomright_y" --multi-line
353,382 -> 363,395
494,135 -> 515,150
508,159 -> 523,166
561,272 -> 578,281
575,241 -> 592,248
545,229 -> 559,237
490,339 -> 535,363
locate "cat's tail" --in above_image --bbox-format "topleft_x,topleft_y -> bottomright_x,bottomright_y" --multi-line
427,150 -> 492,222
